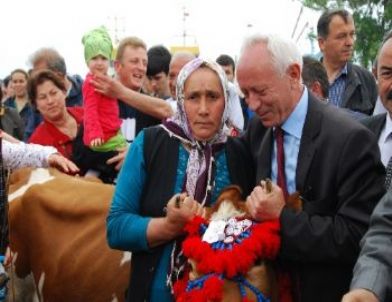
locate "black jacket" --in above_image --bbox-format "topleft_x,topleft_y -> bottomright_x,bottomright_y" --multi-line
341,63 -> 377,115
360,113 -> 386,138
243,93 -> 385,302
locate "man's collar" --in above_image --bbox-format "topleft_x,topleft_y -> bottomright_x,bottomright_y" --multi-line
320,57 -> 349,76
383,113 -> 392,142
340,63 -> 348,75
281,86 -> 308,139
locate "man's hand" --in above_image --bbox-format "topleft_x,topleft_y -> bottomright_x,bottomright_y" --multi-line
106,146 -> 128,171
90,74 -> 125,99
47,153 -> 79,174
246,180 -> 285,221
91,73 -> 173,119
341,289 -> 379,302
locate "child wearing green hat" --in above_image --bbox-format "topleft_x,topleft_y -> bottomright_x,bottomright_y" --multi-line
79,26 -> 127,182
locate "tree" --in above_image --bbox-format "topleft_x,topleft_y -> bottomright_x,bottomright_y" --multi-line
302,0 -> 391,68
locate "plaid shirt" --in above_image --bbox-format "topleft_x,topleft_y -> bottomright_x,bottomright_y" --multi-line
328,64 -> 348,107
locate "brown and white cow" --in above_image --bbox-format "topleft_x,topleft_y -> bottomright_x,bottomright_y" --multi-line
6,168 -> 130,302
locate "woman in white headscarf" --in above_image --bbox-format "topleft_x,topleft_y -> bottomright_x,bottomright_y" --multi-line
106,58 -> 254,302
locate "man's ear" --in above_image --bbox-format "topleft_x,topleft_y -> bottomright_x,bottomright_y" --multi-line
287,63 -> 301,84
310,81 -> 324,100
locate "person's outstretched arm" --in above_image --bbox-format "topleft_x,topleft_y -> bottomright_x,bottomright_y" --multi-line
1,134 -> 79,174
91,74 -> 173,119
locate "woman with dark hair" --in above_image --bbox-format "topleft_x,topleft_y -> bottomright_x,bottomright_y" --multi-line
28,70 -> 83,160
28,70 -> 126,182
3,69 -> 33,140
106,58 -> 254,302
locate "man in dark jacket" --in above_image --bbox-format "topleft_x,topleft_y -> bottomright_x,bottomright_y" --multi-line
342,31 -> 392,302
317,9 -> 377,117
237,33 -> 385,302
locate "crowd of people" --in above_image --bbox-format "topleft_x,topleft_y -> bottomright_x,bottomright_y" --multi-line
0,6 -> 392,302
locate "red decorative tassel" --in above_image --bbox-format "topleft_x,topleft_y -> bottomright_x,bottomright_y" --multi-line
181,219 -> 281,276
203,276 -> 224,301
185,216 -> 206,235
173,278 -> 188,299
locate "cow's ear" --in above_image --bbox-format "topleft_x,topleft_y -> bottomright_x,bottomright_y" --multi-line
216,185 -> 243,204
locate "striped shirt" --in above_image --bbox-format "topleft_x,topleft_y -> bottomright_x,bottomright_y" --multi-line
328,63 -> 348,107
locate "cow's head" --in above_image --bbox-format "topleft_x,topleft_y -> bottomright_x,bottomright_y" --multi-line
204,185 -> 249,221
175,184 -> 283,302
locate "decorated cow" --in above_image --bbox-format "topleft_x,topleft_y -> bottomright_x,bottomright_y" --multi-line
173,184 -> 300,302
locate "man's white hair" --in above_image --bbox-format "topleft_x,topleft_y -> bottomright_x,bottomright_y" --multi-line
170,51 -> 196,63
240,34 -> 303,77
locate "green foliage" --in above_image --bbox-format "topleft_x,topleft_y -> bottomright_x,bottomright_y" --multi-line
302,0 -> 391,68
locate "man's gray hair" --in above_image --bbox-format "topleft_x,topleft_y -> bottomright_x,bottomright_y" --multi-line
28,47 -> 67,76
240,34 -> 303,77
171,51 -> 196,63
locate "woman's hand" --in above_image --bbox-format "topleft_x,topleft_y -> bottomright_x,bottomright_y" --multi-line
0,130 -> 20,143
146,194 -> 203,248
47,153 -> 79,174
164,193 -> 203,235
90,138 -> 103,148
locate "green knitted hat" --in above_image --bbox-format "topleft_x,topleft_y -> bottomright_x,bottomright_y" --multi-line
82,26 -> 113,64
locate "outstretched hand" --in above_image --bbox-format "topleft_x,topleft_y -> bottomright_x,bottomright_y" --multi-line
90,73 -> 125,99
0,130 -> 20,143
47,153 -> 79,174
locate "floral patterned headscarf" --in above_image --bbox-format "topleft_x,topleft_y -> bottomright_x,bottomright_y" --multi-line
161,57 -> 233,205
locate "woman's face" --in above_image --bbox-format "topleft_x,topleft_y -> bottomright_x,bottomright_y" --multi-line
184,68 -> 225,141
11,72 -> 28,98
35,80 -> 67,121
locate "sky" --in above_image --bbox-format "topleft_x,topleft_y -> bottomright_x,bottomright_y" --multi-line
0,0 -> 321,79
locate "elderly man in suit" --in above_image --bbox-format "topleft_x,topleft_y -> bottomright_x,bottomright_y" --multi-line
236,34 -> 385,302
342,33 -> 392,302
